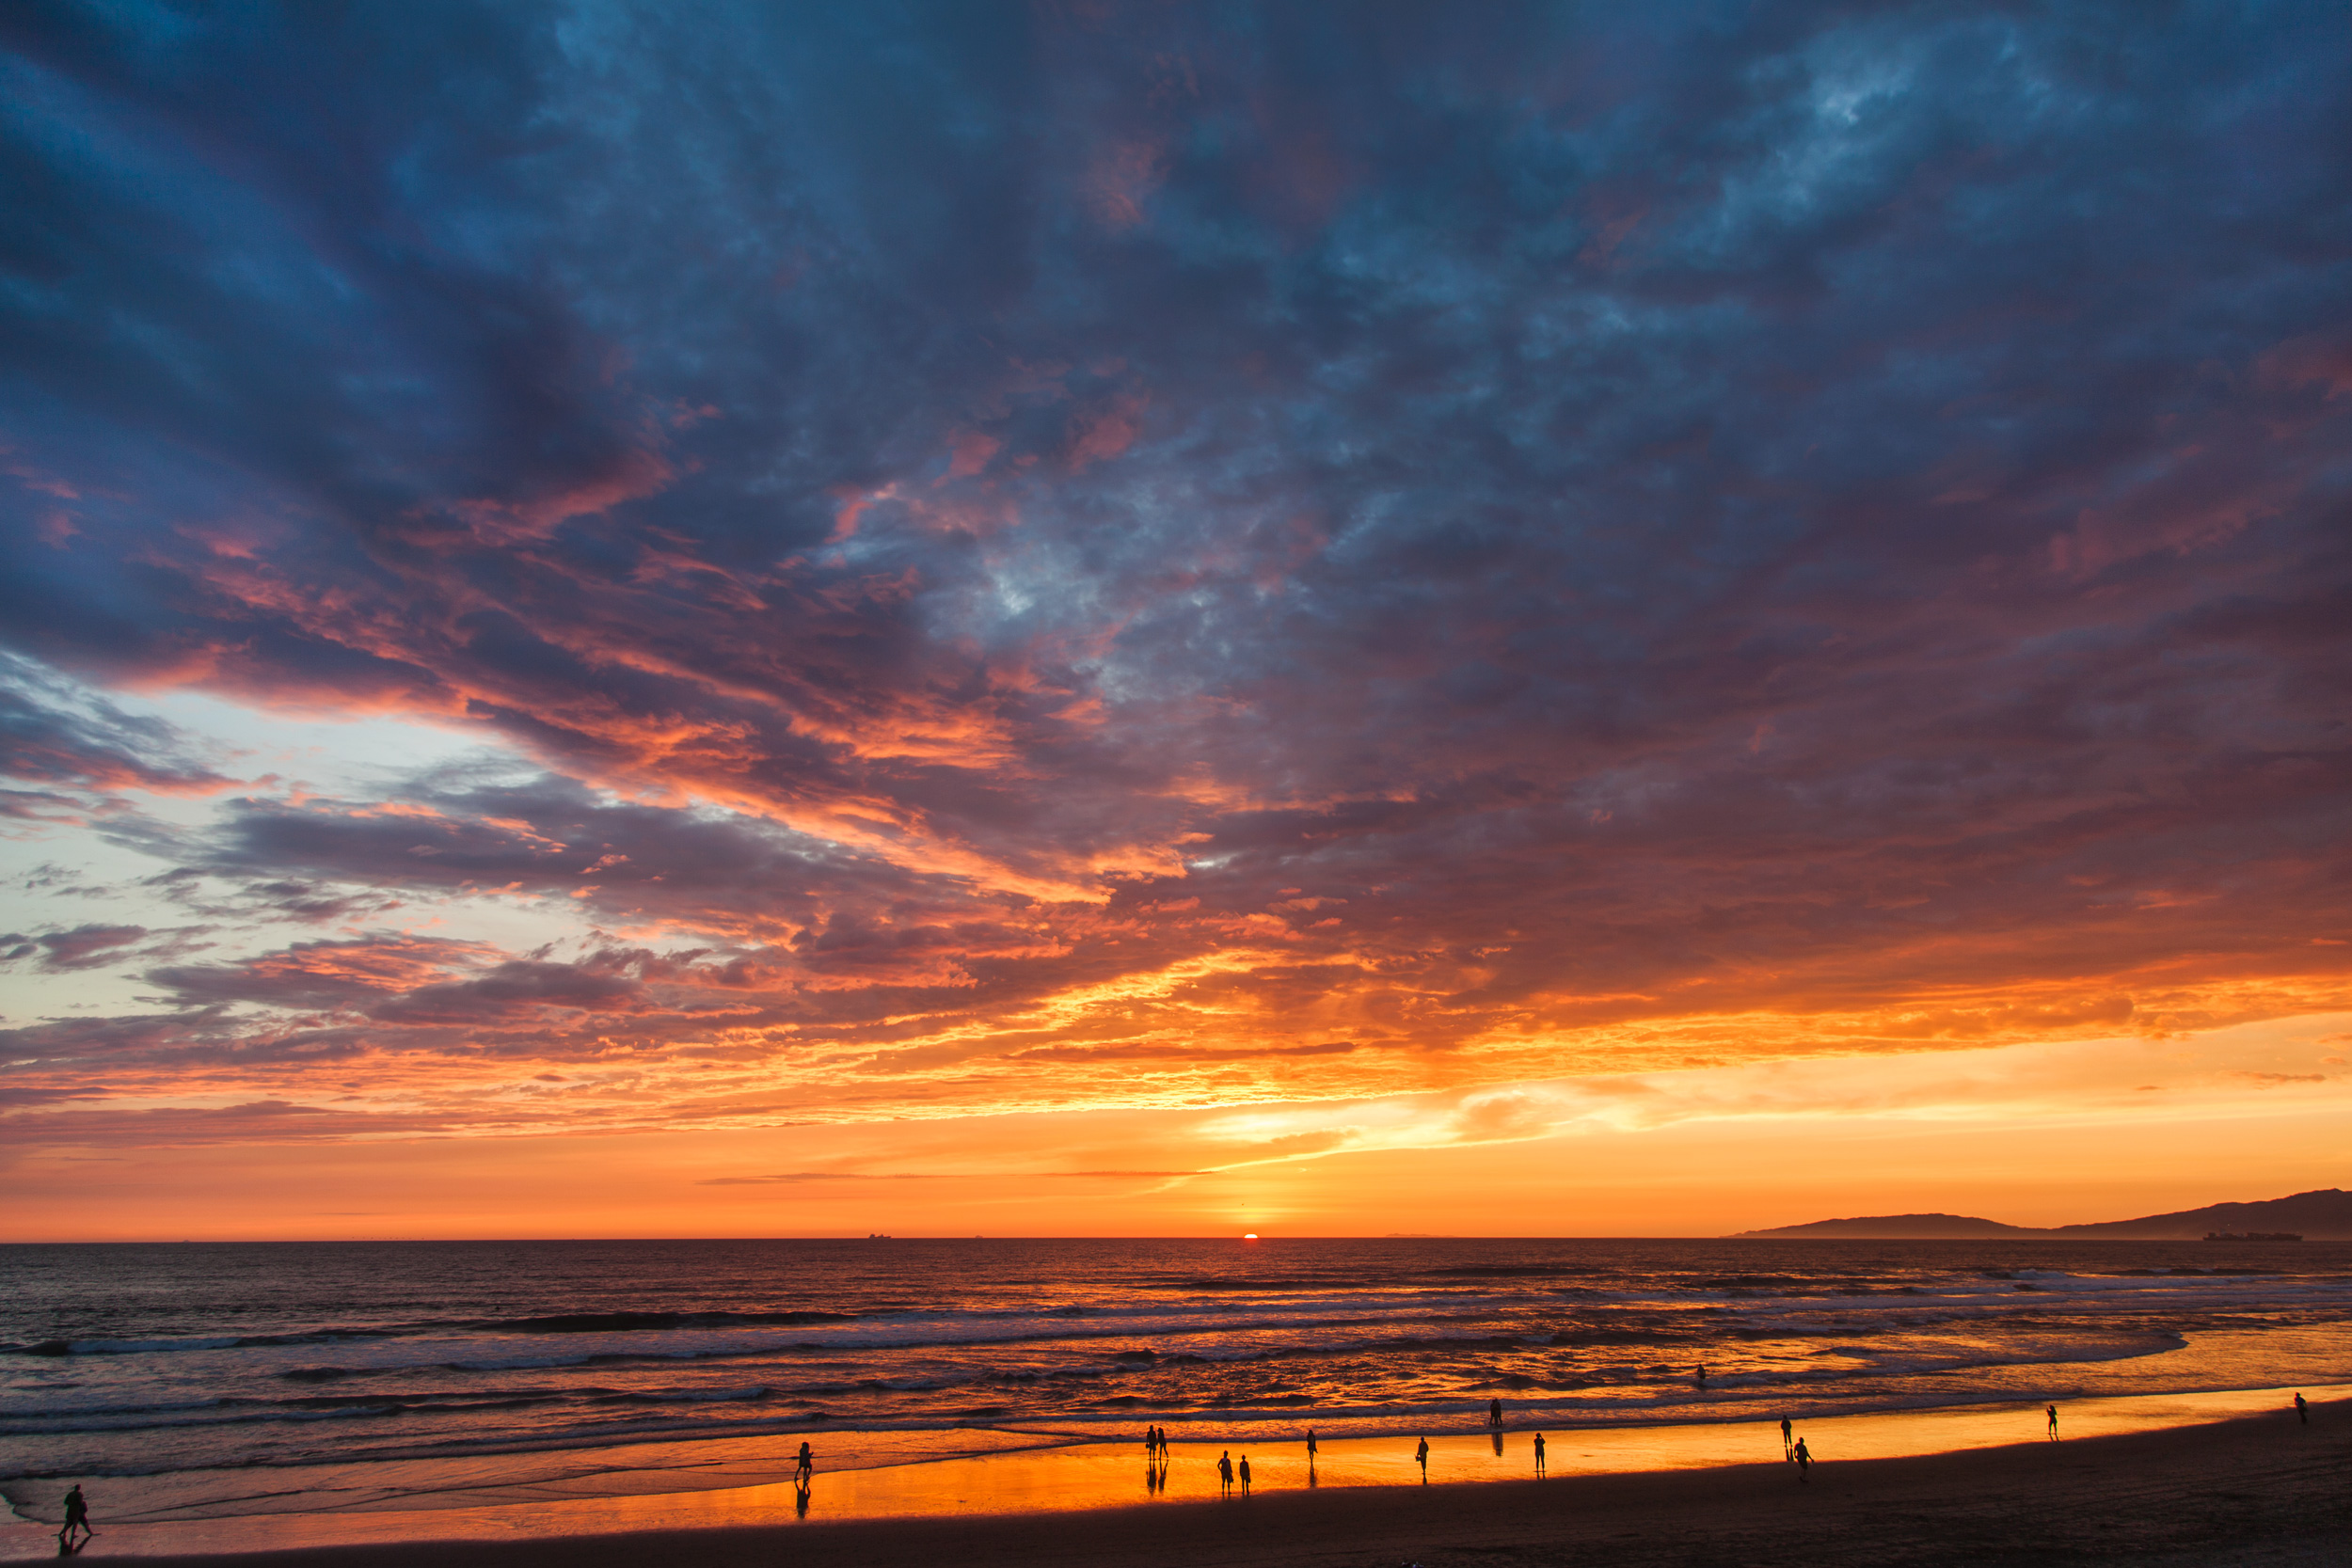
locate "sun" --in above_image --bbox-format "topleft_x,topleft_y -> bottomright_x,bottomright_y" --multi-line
1243,1232 -> 1259,1240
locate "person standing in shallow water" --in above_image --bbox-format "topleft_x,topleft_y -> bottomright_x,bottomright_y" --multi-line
1533,1433 -> 1547,1477
2046,1404 -> 2059,1441
1237,1454 -> 1251,1495
1488,1397 -> 1503,1427
1217,1450 -> 1233,1496
795,1441 -> 814,1483
1416,1436 -> 1430,1481
1780,1416 -> 1793,1459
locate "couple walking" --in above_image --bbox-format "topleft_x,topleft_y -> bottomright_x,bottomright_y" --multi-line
1778,1418 -> 1812,1477
56,1486 -> 92,1553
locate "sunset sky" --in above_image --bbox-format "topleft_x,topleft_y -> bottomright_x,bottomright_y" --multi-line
3,2 -> 2347,1240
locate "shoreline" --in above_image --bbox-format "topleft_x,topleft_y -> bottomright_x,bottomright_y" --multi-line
8,1382 -> 2343,1562
34,1398 -> 2352,1568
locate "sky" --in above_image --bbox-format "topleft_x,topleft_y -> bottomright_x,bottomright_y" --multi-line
2,1 -> 2347,1240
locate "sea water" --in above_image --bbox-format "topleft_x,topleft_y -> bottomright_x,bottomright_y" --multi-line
4,1237 -> 2347,1522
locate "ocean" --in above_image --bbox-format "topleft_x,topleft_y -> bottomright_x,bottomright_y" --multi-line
6,1237 -> 2349,1516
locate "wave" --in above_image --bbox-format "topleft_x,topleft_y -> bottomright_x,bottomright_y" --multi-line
452,1310 -> 862,1335
1425,1265 -> 1594,1278
32,1269 -> 2276,1367
8,1329 -> 392,1357
3,1312 -> 863,1359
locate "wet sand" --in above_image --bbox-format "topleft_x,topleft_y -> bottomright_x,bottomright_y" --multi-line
16,1390 -> 2344,1565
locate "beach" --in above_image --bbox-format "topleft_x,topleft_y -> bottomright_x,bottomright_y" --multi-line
68,1394 -> 2345,1568
9,1387 -> 2341,1565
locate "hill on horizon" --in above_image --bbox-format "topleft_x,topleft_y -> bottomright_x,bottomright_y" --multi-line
1733,1188 -> 2352,1240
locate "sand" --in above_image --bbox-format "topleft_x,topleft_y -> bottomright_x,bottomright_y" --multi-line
25,1393 -> 2345,1568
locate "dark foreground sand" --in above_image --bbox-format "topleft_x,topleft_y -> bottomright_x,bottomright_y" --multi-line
131,1400 -> 2345,1568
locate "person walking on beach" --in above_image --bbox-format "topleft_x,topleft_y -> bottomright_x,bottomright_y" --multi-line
1780,1416 -> 1793,1459
1217,1450 -> 1233,1496
2046,1404 -> 2058,1441
794,1441 -> 815,1486
1792,1437 -> 1811,1481
2294,1392 -> 2308,1425
1237,1454 -> 1251,1495
58,1486 -> 90,1551
1534,1432 -> 1547,1477
1416,1436 -> 1430,1482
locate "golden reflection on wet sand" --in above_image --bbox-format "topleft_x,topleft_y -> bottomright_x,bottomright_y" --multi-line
7,1383 -> 2341,1562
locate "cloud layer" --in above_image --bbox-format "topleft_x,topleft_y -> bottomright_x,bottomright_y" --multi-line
2,2 -> 2348,1152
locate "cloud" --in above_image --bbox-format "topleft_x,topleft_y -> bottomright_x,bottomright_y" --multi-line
697,1172 -> 952,1186
2,923 -> 148,972
0,658 -> 235,802
0,4 -> 2347,1149
0,1099 -> 454,1148
696,1168 -> 1200,1186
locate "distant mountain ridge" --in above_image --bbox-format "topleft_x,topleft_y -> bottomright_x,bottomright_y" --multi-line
1733,1188 -> 2352,1240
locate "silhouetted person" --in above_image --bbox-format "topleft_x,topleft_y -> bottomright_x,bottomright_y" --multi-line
58,1487 -> 90,1552
1217,1450 -> 1233,1496
2294,1392 -> 2308,1425
1488,1397 -> 1503,1427
1238,1455 -> 1251,1494
1416,1436 -> 1430,1482
795,1441 -> 814,1484
1534,1432 -> 1547,1477
1780,1416 -> 1793,1458
1792,1437 -> 1811,1481
1695,1364 -> 1708,1387
2046,1404 -> 2058,1441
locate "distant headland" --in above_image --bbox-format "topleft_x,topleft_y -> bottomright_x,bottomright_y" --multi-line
1732,1188 -> 2352,1240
